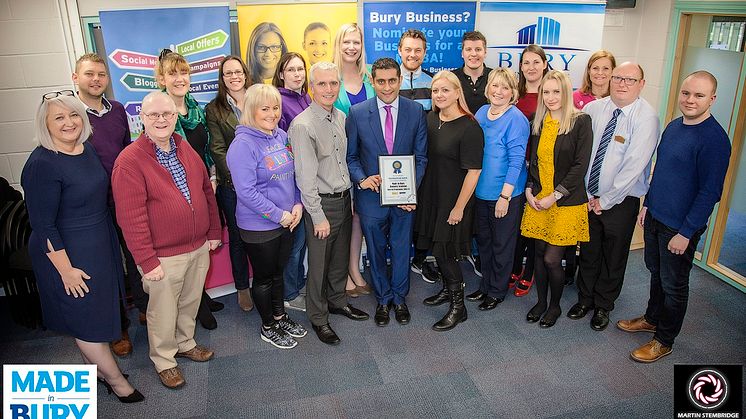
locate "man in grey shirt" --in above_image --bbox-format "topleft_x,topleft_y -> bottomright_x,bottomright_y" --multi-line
289,61 -> 369,345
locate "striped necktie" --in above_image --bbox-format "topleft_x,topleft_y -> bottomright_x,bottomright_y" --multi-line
588,108 -> 622,196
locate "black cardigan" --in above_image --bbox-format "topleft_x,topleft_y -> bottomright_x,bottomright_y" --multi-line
526,112 -> 593,207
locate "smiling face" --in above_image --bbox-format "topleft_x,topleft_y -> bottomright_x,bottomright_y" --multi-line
399,37 -> 426,72
73,60 -> 108,99
542,78 -> 563,114
254,100 -> 280,134
610,62 -> 645,108
310,68 -> 340,111
679,75 -> 716,124
303,28 -> 330,66
462,40 -> 486,71
281,57 -> 306,92
256,32 -> 283,75
589,57 -> 613,90
141,94 -> 177,143
340,30 -> 362,65
46,102 -> 83,147
373,68 -> 402,104
222,59 -> 247,95
431,78 -> 459,112
160,67 -> 190,99
520,51 -> 547,84
487,80 -> 512,108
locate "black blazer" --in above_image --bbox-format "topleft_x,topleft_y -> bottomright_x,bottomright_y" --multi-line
205,100 -> 239,187
526,112 -> 593,206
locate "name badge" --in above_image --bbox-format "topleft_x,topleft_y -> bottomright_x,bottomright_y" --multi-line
614,135 -> 626,144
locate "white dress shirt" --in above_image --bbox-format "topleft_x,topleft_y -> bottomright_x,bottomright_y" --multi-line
377,96 -> 399,145
583,96 -> 661,210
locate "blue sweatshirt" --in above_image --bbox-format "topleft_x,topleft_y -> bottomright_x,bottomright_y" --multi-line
475,105 -> 529,200
226,125 -> 301,231
645,115 -> 731,238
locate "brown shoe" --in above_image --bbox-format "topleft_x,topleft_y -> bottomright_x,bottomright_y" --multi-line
355,283 -> 372,295
176,344 -> 214,362
630,339 -> 672,363
110,330 -> 133,357
237,288 -> 254,312
345,287 -> 360,298
617,316 -> 656,333
138,312 -> 147,326
158,367 -> 185,389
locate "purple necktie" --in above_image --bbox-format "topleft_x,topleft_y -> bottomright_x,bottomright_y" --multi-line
384,105 -> 394,154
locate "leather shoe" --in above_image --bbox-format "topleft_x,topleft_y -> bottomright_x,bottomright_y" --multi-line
539,308 -> 561,328
329,304 -> 369,321
374,304 -> 390,326
590,308 -> 610,331
567,302 -> 594,320
465,290 -> 486,301
478,296 -> 502,311
158,366 -> 185,389
176,344 -> 214,362
110,330 -> 133,357
617,315 -> 656,333
393,303 -> 410,325
630,339 -> 672,363
312,323 -> 340,345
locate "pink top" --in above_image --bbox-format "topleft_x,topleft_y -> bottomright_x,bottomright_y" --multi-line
573,90 -> 596,110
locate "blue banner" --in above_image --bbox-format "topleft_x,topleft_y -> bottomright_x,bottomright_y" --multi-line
100,6 -> 230,138
363,1 -> 477,73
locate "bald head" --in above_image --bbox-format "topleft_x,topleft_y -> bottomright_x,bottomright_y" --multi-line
679,71 -> 717,125
141,91 -> 176,113
610,61 -> 646,108
140,91 -> 177,143
684,70 -> 717,95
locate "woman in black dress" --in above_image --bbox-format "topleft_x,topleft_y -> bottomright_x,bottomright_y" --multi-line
415,71 -> 484,331
21,92 -> 143,402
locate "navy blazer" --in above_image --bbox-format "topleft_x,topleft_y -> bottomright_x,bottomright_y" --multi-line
346,96 -> 428,217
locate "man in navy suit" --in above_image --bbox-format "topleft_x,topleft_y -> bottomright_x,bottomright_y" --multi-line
346,57 -> 428,326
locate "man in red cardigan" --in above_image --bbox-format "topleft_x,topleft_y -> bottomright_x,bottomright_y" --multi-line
112,91 -> 221,389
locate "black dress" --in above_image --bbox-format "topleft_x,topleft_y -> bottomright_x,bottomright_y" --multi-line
415,113 -> 484,259
21,143 -> 123,342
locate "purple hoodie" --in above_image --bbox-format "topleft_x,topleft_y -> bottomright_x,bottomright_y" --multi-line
278,87 -> 311,132
226,125 -> 301,231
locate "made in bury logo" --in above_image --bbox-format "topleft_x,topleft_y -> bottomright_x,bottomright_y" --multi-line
674,364 -> 742,418
3,365 -> 97,419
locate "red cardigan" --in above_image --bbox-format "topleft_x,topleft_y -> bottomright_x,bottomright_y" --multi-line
112,132 -> 221,273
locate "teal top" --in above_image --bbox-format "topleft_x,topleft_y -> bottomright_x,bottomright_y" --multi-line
333,71 -> 375,116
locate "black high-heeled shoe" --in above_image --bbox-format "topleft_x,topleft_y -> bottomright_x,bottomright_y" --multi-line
98,375 -> 145,403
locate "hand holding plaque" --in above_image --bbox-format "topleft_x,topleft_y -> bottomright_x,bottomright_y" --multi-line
378,155 -> 417,206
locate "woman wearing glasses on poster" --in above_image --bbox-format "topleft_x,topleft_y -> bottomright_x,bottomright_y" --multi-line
246,22 -> 289,85
21,91 -> 144,403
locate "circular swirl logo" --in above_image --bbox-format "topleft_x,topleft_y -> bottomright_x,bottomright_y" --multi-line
687,369 -> 729,410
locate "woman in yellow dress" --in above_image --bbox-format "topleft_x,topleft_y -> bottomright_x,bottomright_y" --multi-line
521,70 -> 593,328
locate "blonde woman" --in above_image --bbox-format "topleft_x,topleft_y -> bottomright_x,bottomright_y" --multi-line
521,70 -> 593,328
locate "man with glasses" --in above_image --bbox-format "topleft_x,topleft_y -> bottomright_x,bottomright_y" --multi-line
72,53 -> 146,357
112,91 -> 222,389
289,62 -> 369,345
570,62 -> 660,332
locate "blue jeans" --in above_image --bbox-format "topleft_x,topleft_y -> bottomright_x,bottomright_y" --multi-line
643,212 -> 705,347
216,185 -> 250,290
283,218 -> 307,300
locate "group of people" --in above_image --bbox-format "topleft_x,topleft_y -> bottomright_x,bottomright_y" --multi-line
21,24 -> 731,403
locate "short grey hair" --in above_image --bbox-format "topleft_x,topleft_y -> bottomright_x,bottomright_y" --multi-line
141,91 -> 177,113
309,61 -> 339,84
35,95 -> 91,153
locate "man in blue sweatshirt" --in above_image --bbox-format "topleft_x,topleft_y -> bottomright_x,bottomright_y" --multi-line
617,71 -> 731,363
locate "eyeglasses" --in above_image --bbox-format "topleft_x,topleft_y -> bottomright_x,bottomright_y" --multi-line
42,90 -> 75,103
143,112 -> 176,121
255,45 -> 282,54
610,76 -> 640,86
223,70 -> 245,78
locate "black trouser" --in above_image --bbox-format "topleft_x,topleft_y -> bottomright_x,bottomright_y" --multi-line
475,197 -> 524,299
511,235 -> 535,279
305,193 -> 352,326
577,196 -> 640,311
111,206 -> 147,331
243,229 -> 293,327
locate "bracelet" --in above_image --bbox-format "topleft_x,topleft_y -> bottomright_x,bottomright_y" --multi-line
499,194 -> 511,201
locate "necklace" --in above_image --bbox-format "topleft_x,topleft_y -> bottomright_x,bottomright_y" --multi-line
489,105 -> 510,117
438,119 -> 447,129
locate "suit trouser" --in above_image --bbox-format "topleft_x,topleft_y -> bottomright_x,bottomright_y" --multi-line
578,196 -> 639,311
140,241 -> 209,372
305,194 -> 352,326
359,208 -> 413,305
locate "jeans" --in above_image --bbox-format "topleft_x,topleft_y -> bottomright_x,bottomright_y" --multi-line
283,218 -> 307,300
216,185 -> 250,290
643,212 -> 705,347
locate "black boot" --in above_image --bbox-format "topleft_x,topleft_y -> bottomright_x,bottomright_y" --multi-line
197,291 -> 217,330
432,283 -> 467,331
423,283 -> 449,306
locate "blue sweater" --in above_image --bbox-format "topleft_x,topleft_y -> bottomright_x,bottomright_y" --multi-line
475,105 -> 529,200
645,115 -> 731,238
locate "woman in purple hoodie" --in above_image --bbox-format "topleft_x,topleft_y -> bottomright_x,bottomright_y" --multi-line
226,84 -> 306,349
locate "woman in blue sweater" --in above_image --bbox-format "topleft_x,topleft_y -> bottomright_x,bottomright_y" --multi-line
467,68 -> 530,311
226,84 -> 306,349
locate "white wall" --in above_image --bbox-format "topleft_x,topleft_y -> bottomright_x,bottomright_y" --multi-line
0,0 -> 73,190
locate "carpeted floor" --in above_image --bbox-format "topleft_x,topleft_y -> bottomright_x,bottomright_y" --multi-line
1,249 -> 744,418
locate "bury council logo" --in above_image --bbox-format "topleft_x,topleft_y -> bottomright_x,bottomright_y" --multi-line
687,369 -> 729,410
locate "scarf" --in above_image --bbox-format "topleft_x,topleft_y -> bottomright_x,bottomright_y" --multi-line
171,91 -> 213,166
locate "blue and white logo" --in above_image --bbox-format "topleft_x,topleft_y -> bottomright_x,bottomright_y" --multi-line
3,365 -> 97,419
517,16 -> 562,46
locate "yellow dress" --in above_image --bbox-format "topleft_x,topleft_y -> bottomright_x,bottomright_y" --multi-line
520,115 -> 589,246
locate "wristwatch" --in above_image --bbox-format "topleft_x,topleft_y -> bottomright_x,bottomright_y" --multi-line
553,190 -> 563,200
499,193 -> 511,201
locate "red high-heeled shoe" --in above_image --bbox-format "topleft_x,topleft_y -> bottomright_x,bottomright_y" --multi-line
514,276 -> 534,297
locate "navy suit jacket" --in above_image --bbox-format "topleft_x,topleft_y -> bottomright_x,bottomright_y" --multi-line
346,96 -> 428,218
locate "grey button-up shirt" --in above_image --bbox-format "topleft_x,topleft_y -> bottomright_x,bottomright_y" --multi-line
288,101 -> 351,225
